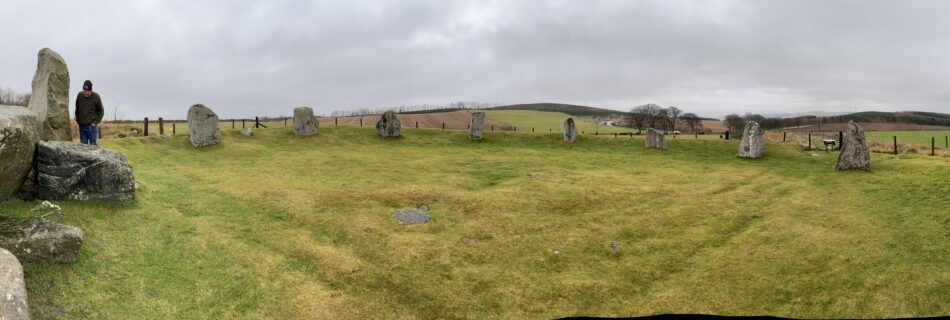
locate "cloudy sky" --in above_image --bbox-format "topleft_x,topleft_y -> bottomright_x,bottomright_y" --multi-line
2,0 -> 948,119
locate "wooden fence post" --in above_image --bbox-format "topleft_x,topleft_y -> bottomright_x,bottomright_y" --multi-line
284,118 -> 287,126
442,123 -> 445,130
232,119 -> 235,129
514,127 -> 517,132
360,117 -> 363,127
159,118 -> 165,135
838,131 -> 843,150
255,116 -> 260,128
783,131 -> 786,142
335,117 -> 338,126
242,119 -> 246,128
807,132 -> 811,149
98,125 -> 103,139
416,121 -> 418,128
725,131 -> 730,140
893,136 -> 897,155
932,137 -> 936,156
144,117 -> 149,136
172,123 -> 176,135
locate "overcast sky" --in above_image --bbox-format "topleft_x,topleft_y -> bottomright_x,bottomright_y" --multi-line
2,0 -> 948,119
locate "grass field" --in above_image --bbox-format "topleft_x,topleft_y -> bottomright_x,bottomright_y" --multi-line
865,131 -> 950,147
483,110 -> 636,134
1,126 -> 947,319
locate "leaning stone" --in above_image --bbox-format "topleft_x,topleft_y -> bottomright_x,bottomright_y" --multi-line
0,215 -> 83,264
0,106 -> 40,201
27,48 -> 71,141
645,128 -> 667,150
293,106 -> 318,136
241,128 -> 253,136
0,248 -> 29,320
392,208 -> 430,225
836,121 -> 871,171
36,141 -> 135,201
469,112 -> 485,140
187,104 -> 221,147
563,118 -> 577,142
738,121 -> 764,158
376,110 -> 401,137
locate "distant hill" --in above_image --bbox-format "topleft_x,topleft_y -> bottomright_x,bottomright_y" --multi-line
489,103 -> 625,117
785,111 -> 950,127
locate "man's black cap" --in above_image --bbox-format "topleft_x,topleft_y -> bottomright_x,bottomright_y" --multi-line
83,80 -> 92,91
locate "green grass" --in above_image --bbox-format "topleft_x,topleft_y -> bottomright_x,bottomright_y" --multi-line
483,110 -> 635,134
2,126 -> 948,319
865,131 -> 950,146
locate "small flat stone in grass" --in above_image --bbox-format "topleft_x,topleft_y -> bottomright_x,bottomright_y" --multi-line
609,241 -> 621,252
393,208 -> 430,225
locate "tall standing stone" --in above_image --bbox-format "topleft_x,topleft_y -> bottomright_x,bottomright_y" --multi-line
738,121 -> 764,158
293,106 -> 318,136
187,104 -> 221,148
563,118 -> 577,143
27,48 -> 71,141
836,121 -> 871,171
645,128 -> 667,150
376,110 -> 401,137
0,248 -> 29,320
0,106 -> 40,201
469,112 -> 485,140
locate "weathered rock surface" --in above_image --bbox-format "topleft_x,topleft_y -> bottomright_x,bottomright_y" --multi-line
293,107 -> 318,136
836,121 -> 871,171
377,110 -> 401,137
27,48 -> 71,141
469,112 -> 485,140
187,104 -> 221,147
563,118 -> 577,143
393,208 -> 430,225
645,128 -> 667,150
0,106 -> 40,201
0,216 -> 83,264
738,121 -> 764,158
241,128 -> 253,136
0,248 -> 29,320
36,141 -> 135,201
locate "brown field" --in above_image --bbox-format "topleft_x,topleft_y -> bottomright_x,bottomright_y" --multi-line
785,122 -> 950,132
701,119 -> 728,132
324,110 -> 511,130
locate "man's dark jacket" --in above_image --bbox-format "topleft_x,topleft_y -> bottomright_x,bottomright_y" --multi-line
75,91 -> 104,126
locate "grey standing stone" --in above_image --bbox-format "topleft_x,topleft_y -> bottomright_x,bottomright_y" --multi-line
0,215 -> 83,264
27,48 -> 71,141
293,107 -> 318,136
241,128 -> 253,136
0,106 -> 40,201
645,128 -> 667,150
393,208 -> 430,225
836,121 -> 871,171
376,110 -> 401,137
187,104 -> 221,147
36,141 -> 136,201
469,112 -> 485,140
563,118 -> 577,142
738,121 -> 765,158
0,248 -> 29,320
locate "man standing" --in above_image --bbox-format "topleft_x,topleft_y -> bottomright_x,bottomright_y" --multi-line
75,80 -> 104,145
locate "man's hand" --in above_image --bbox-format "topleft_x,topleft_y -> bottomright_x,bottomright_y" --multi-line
91,123 -> 97,127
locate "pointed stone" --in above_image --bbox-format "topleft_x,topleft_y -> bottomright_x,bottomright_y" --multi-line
645,128 -> 667,150
469,112 -> 485,140
836,121 -> 871,171
738,121 -> 764,158
27,48 -> 71,141
293,106 -> 318,136
563,118 -> 577,142
376,110 -> 401,137
187,104 -> 221,147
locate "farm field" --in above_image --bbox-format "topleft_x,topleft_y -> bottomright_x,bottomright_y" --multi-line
1,126 -> 947,319
865,131 -> 950,147
483,110 -> 636,134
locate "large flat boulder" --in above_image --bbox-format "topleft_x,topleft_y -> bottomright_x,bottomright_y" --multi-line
0,106 -> 40,201
27,48 -> 71,141
376,110 -> 401,137
187,104 -> 221,147
836,121 -> 871,171
293,106 -> 318,136
0,215 -> 83,264
36,141 -> 135,201
0,248 -> 29,320
738,121 -> 764,158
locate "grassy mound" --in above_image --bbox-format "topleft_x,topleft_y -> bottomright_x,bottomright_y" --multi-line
1,126 -> 947,319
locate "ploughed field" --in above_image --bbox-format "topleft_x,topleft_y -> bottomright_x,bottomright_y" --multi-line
1,126 -> 947,319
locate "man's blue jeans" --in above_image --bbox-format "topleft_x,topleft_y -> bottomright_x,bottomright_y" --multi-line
79,124 -> 98,145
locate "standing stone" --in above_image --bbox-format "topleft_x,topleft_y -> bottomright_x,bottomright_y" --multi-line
187,104 -> 221,147
469,112 -> 485,140
738,121 -> 764,158
35,141 -> 136,201
0,215 -> 83,264
376,110 -> 401,137
836,121 -> 871,171
645,128 -> 667,150
0,106 -> 40,201
563,118 -> 577,143
27,48 -> 71,141
293,106 -> 318,136
0,248 -> 29,320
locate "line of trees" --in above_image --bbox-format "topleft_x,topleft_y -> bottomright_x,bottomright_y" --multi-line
0,87 -> 30,106
624,104 -> 705,134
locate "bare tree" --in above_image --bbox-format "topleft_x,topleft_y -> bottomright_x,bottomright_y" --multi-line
681,113 -> 703,133
626,105 -> 650,134
666,106 -> 682,132
723,114 -> 745,132
639,103 -> 663,129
